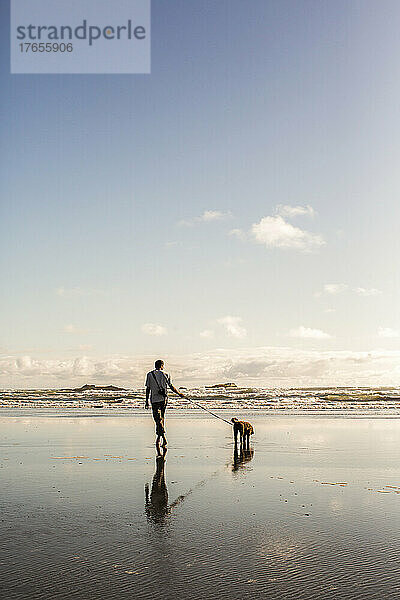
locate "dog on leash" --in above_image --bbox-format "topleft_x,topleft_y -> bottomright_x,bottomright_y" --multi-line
231,418 -> 254,449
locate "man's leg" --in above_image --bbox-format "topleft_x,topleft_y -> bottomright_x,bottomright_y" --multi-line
160,401 -> 167,446
152,402 -> 166,446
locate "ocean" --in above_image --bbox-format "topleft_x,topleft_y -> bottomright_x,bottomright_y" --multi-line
2,386 -> 400,413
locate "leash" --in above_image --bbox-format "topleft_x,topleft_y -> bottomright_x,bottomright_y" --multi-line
181,395 -> 233,426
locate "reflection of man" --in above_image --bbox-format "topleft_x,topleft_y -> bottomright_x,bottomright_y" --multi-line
145,359 -> 184,450
145,449 -> 169,525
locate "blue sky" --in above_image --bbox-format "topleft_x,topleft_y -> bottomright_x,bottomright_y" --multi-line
1,0 -> 400,388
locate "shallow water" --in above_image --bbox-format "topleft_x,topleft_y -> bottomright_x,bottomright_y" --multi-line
2,411 -> 400,599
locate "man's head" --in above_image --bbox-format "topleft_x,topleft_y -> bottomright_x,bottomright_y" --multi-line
155,359 -> 164,370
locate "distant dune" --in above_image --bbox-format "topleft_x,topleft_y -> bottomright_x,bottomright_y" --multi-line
205,383 -> 237,389
64,384 -> 127,393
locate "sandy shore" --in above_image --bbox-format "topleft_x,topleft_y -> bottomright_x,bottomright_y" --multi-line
1,411 -> 400,599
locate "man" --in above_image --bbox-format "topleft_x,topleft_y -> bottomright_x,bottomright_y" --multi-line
145,359 -> 184,449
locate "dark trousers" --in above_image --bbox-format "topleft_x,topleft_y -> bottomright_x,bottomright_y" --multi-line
151,401 -> 167,436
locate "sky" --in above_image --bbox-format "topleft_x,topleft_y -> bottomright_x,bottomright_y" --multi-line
1,0 -> 400,388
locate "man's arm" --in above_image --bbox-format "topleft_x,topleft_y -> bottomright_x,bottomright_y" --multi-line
166,376 -> 185,398
145,386 -> 150,408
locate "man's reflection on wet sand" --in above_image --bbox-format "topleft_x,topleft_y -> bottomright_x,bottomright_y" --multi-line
145,444 -> 255,525
145,448 -> 170,526
232,446 -> 254,473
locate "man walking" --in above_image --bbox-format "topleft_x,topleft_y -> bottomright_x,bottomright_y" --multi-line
145,359 -> 184,450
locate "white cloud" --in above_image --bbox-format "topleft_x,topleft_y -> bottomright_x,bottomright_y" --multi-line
289,326 -> 332,339
251,216 -> 325,252
276,204 -> 315,218
316,284 -> 382,298
228,228 -> 246,240
355,287 -> 382,297
378,327 -> 399,338
324,308 -> 336,314
223,257 -> 246,267
199,210 -> 231,222
217,316 -> 247,338
56,287 -> 106,298
57,287 -> 83,297
4,346 -> 400,388
323,283 -> 348,295
64,324 -> 88,334
178,210 -> 231,226
200,329 -> 214,339
141,323 -> 167,336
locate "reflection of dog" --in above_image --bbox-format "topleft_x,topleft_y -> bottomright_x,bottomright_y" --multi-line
231,418 -> 254,448
233,447 -> 254,472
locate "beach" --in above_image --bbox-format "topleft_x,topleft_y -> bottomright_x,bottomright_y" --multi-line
2,410 -> 400,599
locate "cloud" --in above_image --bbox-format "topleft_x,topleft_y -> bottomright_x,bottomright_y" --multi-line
4,346 -> 400,388
355,287 -> 382,297
251,216 -> 325,252
178,210 -> 231,226
323,283 -> 348,295
276,205 -> 315,218
223,257 -> 246,267
217,316 -> 247,338
64,324 -> 89,335
200,330 -> 214,339
199,210 -> 231,222
316,284 -> 382,297
56,287 -> 106,298
289,326 -> 332,339
57,287 -> 84,297
378,327 -> 399,338
228,228 -> 246,240
141,323 -> 167,336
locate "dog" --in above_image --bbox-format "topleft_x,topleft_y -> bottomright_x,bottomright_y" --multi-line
231,418 -> 254,449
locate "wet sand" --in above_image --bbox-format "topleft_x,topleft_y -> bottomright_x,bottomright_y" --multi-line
2,410 -> 400,599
